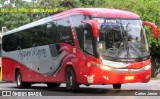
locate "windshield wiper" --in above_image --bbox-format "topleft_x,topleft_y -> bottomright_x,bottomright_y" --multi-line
130,44 -> 142,58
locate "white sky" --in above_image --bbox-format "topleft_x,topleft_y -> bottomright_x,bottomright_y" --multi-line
0,0 -> 36,7
3,0 -> 34,4
23,0 -> 32,2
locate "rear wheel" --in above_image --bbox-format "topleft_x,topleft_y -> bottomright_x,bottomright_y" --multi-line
16,71 -> 31,88
47,83 -> 61,88
113,84 -> 121,89
66,67 -> 79,91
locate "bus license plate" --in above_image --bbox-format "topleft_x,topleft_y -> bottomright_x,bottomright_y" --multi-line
125,76 -> 134,80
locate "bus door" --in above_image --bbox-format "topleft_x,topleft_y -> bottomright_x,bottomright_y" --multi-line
82,25 -> 95,84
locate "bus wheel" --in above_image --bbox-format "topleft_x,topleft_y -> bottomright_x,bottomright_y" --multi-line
47,83 -> 61,88
113,84 -> 121,89
16,71 -> 24,88
16,71 -> 30,88
66,67 -> 79,91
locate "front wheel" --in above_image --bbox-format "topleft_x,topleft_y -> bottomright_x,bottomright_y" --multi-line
113,84 -> 121,89
66,67 -> 79,91
154,68 -> 160,78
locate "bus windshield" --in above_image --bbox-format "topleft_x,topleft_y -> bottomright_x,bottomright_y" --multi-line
93,18 -> 149,62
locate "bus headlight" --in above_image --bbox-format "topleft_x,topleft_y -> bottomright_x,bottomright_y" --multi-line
101,66 -> 112,71
144,64 -> 151,70
102,60 -> 128,68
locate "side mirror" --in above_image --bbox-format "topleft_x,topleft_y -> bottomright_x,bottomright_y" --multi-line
82,20 -> 99,38
143,21 -> 159,38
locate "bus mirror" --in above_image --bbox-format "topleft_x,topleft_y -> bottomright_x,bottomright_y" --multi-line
82,20 -> 99,38
143,21 -> 159,38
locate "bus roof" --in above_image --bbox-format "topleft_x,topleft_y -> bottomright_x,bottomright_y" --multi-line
55,8 -> 140,19
4,8 -> 140,36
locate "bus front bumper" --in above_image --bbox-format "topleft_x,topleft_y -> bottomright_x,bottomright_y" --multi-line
79,64 -> 151,84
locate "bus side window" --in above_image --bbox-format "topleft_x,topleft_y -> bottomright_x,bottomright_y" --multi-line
3,35 -> 14,52
41,22 -> 53,45
43,21 -> 57,44
13,33 -> 20,50
52,21 -> 57,43
56,17 -> 74,45
2,36 -> 7,51
83,29 -> 93,55
71,14 -> 90,49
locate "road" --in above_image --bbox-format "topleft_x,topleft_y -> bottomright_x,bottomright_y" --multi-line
0,80 -> 160,99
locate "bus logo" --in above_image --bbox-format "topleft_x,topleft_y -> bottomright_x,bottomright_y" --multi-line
2,91 -> 11,96
128,69 -> 132,73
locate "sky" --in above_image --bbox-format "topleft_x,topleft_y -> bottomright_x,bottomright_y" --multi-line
2,0 -> 34,4
23,0 -> 32,2
0,0 -> 35,7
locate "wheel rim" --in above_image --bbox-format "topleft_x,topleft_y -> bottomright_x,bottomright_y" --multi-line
17,74 -> 21,86
70,76 -> 73,86
156,73 -> 160,78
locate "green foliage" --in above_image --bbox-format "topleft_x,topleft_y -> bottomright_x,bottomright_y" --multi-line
0,0 -> 160,58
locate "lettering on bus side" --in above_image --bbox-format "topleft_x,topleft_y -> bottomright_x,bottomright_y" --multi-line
18,46 -> 47,60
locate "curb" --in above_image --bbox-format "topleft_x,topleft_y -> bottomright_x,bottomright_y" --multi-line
151,78 -> 160,80
0,81 -> 13,83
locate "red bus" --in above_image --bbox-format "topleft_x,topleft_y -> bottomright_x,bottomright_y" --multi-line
2,8 -> 158,91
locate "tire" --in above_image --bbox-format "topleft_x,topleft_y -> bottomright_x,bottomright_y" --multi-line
16,71 -> 30,88
47,83 -> 61,88
154,68 -> 160,78
113,84 -> 121,89
155,72 -> 160,78
66,67 -> 79,91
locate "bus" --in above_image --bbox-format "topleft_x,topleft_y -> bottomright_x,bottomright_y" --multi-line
2,8 -> 158,91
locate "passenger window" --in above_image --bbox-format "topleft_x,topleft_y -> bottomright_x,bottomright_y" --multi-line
83,29 -> 93,55
71,15 -> 90,49
2,35 -> 14,52
56,17 -> 74,45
